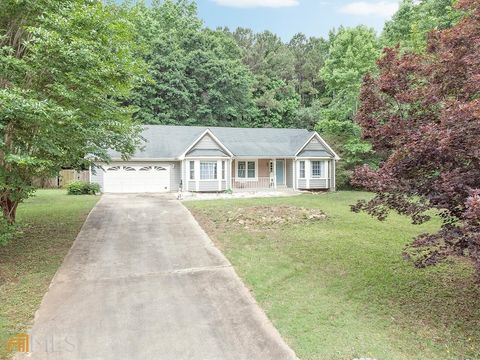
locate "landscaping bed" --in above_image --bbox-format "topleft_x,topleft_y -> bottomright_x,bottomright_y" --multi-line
225,205 -> 327,229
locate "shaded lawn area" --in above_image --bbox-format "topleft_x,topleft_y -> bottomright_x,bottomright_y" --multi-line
186,191 -> 480,360
0,190 -> 98,359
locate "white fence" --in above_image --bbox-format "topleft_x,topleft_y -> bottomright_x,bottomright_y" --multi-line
232,177 -> 273,190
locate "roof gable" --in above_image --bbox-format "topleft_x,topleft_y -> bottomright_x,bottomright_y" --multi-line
295,132 -> 340,160
181,129 -> 233,158
304,137 -> 326,151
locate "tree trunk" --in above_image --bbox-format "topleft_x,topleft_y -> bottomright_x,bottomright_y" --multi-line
1,196 -> 18,224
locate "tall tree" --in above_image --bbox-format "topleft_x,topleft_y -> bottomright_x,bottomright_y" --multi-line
130,1 -> 253,126
230,28 -> 301,128
0,0 -> 145,223
352,0 -> 480,274
316,26 -> 380,186
288,33 -> 328,107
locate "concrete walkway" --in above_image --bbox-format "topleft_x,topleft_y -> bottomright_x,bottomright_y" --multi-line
18,194 -> 297,360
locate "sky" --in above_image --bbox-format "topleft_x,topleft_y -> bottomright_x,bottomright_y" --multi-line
196,0 -> 400,40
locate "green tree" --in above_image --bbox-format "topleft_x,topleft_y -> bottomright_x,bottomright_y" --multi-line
250,79 -> 300,128
130,1 -> 253,126
381,0 -> 460,53
288,33 -> 329,107
0,0 -> 145,223
231,28 -> 301,128
316,26 -> 380,187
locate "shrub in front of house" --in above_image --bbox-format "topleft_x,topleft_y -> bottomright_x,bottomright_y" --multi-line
66,181 -> 100,195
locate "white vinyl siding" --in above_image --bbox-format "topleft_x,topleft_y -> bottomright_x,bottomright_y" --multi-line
304,136 -> 327,151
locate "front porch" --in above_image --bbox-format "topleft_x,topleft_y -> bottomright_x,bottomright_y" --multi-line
231,159 -> 294,191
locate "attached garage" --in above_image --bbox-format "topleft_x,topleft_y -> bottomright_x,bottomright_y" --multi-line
103,164 -> 171,193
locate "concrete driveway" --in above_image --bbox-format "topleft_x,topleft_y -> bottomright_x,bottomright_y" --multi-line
18,194 -> 297,360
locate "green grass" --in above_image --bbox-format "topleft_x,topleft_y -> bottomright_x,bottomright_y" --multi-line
186,192 -> 480,360
0,190 -> 98,359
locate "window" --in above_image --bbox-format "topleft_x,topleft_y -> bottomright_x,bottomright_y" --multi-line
139,166 -> 152,171
154,166 -> 166,171
107,166 -> 120,171
311,161 -> 324,178
189,161 -> 195,180
247,162 -> 255,178
123,166 -> 135,171
237,161 -> 256,179
221,161 -> 225,180
299,161 -> 305,178
237,161 -> 246,178
200,161 -> 217,180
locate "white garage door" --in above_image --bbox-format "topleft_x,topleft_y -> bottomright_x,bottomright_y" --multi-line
104,165 -> 170,193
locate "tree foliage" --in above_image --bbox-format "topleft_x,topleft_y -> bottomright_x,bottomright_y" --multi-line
130,1 -> 253,126
352,0 -> 480,274
0,0 -> 145,223
314,26 -> 380,187
381,0 -> 461,53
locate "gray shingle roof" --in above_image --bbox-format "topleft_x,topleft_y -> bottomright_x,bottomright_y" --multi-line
109,125 -> 333,159
297,150 -> 332,158
186,149 -> 229,157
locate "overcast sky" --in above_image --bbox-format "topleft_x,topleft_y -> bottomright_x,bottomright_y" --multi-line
196,0 -> 400,40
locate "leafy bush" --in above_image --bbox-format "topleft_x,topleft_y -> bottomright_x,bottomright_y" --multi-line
0,218 -> 17,245
66,181 -> 100,195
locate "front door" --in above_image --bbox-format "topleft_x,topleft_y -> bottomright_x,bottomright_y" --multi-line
276,160 -> 285,186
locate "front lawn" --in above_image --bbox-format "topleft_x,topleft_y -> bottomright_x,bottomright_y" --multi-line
0,190 -> 98,359
186,192 -> 480,360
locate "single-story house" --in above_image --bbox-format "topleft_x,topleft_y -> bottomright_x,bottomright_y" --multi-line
90,125 -> 340,193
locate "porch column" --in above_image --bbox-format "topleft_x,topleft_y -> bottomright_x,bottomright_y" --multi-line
293,160 -> 297,190
230,159 -> 234,190
273,159 -> 277,189
195,160 -> 200,191
180,160 -> 185,191
217,160 -> 222,191
306,160 -> 310,188
330,160 -> 336,192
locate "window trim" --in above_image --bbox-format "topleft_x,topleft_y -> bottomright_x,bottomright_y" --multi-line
189,161 -> 195,180
311,160 -> 325,178
299,160 -> 306,179
236,160 -> 258,181
199,161 -> 218,181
